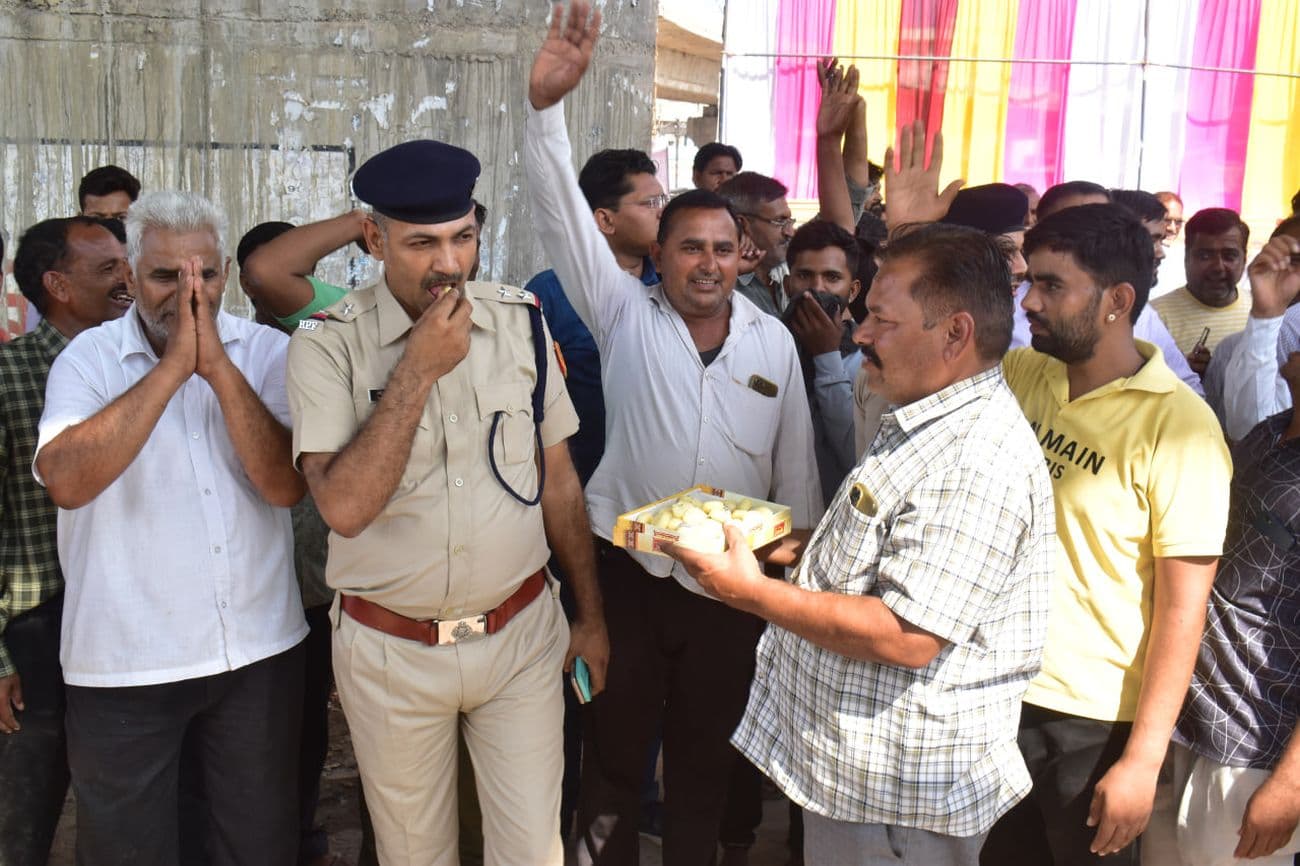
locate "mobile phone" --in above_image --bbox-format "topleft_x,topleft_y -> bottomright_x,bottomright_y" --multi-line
570,657 -> 592,704
1192,327 -> 1210,353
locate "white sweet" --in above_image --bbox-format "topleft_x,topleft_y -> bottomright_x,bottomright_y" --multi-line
676,519 -> 725,553
725,511 -> 764,534
680,506 -> 708,524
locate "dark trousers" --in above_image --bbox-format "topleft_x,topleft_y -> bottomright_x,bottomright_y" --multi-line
719,758 -> 763,849
577,541 -> 765,866
981,703 -> 1138,866
298,604 -> 334,864
66,642 -> 305,866
0,592 -> 69,865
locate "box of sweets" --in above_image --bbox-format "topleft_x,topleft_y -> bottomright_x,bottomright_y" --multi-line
612,485 -> 792,556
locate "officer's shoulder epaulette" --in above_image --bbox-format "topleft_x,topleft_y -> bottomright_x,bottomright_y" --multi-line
294,287 -> 376,332
465,280 -> 541,309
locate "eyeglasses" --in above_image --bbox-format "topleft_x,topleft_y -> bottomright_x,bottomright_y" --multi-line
740,213 -> 797,230
635,194 -> 671,210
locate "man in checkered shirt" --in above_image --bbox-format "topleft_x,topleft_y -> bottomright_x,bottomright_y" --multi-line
669,222 -> 1055,865
0,216 -> 132,863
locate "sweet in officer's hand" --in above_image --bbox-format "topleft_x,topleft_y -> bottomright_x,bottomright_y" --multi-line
404,281 -> 473,384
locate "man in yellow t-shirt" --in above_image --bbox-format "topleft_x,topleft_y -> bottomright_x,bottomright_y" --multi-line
1150,208 -> 1252,377
982,203 -> 1231,866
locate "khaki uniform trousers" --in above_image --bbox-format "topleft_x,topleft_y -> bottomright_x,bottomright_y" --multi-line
332,585 -> 569,866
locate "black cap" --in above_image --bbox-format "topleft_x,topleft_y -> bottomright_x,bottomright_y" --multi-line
940,183 -> 1029,235
352,140 -> 481,225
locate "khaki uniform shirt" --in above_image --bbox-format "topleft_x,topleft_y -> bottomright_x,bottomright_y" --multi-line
285,279 -> 579,620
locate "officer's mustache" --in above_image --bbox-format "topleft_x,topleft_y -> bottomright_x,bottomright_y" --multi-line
422,272 -> 465,297
862,346 -> 883,368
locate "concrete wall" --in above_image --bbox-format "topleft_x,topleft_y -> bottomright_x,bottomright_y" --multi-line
0,0 -> 657,313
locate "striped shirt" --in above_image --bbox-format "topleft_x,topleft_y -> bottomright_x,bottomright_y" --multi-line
1151,285 -> 1252,356
0,319 -> 70,677
733,367 -> 1055,836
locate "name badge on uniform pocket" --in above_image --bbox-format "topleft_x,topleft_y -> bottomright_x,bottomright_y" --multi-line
747,375 -> 779,398
848,482 -> 878,517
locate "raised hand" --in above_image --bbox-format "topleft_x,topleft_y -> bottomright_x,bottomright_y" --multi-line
404,285 -> 473,384
161,257 -> 199,379
884,120 -> 964,229
191,257 -> 232,381
528,1 -> 602,111
816,58 -> 861,141
738,232 -> 764,277
789,292 -> 844,357
1247,233 -> 1300,319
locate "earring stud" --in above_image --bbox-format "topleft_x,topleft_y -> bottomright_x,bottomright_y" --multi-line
1107,313 -> 1116,322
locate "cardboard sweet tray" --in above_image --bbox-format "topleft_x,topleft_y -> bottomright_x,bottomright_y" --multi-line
612,485 -> 792,557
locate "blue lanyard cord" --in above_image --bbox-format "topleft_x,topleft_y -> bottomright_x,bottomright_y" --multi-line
487,412 -> 545,506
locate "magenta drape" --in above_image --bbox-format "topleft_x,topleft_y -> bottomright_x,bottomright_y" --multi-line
1002,0 -> 1078,192
773,0 -> 838,199
1178,0 -> 1262,212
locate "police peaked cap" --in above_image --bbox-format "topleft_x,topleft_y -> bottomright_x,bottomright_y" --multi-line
352,140 -> 481,224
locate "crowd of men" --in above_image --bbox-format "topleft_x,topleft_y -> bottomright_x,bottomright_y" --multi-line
2,2 -> 1299,864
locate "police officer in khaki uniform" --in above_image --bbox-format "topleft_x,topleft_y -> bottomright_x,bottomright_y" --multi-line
285,140 -> 609,866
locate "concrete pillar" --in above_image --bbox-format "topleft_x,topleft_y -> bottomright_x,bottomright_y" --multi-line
0,0 -> 657,308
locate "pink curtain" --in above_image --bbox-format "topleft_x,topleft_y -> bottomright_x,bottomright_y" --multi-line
773,0 -> 838,199
895,0 -> 960,159
1177,0 -> 1262,212
1002,0 -> 1078,192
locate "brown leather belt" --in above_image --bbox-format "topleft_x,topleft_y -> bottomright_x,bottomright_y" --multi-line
340,569 -> 546,646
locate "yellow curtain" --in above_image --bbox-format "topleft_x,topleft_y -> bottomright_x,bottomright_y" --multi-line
1240,0 -> 1300,235
834,0 -> 902,165
938,0 -> 1020,188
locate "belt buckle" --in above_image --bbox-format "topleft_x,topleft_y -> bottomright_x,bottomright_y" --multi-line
436,614 -> 488,646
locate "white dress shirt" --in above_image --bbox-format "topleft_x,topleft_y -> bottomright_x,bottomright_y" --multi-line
523,99 -> 823,595
35,309 -> 306,687
1219,314 -> 1290,441
1011,282 -> 1204,395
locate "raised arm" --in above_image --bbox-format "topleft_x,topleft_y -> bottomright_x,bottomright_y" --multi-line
242,210 -> 366,320
295,287 -> 471,538
842,91 -> 871,193
191,271 -> 304,508
35,267 -> 200,510
814,59 -> 860,233
883,120 -> 964,231
523,1 -> 635,344
1222,234 -> 1300,438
